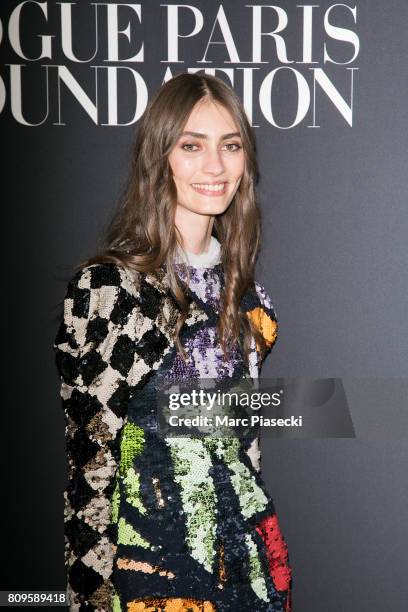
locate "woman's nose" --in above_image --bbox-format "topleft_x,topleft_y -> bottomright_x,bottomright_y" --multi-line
202,148 -> 225,174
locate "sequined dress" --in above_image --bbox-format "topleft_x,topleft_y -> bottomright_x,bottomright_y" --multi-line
54,237 -> 292,612
110,239 -> 292,612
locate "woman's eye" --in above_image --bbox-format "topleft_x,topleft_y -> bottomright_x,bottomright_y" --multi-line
223,143 -> 242,152
182,143 -> 199,152
181,142 -> 242,152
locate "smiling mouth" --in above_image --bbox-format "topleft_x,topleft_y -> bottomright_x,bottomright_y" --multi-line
191,182 -> 227,195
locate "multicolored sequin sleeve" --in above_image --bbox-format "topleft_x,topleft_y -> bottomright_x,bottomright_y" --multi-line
248,284 -> 291,609
243,281 -> 279,473
252,281 -> 278,363
53,265 -> 126,610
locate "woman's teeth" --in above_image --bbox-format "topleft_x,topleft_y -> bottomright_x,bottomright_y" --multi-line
191,183 -> 226,192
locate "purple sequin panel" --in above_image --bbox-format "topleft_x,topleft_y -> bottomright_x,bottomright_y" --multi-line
173,262 -> 224,313
165,326 -> 243,382
165,263 -> 242,382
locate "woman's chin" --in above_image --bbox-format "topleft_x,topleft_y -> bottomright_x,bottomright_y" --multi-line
186,197 -> 233,216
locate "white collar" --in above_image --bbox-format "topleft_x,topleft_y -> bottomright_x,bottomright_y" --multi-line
175,236 -> 222,268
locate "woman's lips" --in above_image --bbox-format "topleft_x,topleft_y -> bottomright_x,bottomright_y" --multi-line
191,182 -> 227,196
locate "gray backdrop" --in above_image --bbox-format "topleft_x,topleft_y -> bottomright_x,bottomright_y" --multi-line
1,1 -> 407,610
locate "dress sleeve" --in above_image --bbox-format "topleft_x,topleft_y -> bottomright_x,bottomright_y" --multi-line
244,282 -> 278,472
53,265 -> 125,609
252,281 -> 278,364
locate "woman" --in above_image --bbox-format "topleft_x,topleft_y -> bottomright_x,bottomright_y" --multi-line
54,73 -> 292,612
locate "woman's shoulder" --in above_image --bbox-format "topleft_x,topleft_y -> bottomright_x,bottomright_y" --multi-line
67,261 -> 136,286
62,262 -> 171,333
65,262 -> 143,300
55,263 -> 144,363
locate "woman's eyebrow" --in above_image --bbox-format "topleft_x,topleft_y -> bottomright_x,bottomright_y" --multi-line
180,131 -> 241,140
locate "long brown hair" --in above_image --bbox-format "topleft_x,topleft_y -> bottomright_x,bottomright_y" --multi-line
78,73 -> 268,364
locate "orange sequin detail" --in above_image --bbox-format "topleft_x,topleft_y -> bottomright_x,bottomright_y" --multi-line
247,307 -> 277,350
116,557 -> 175,578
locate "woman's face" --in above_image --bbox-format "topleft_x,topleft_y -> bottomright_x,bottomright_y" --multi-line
168,99 -> 245,217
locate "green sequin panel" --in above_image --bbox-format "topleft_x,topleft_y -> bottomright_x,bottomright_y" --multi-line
119,422 -> 145,475
167,438 -> 217,572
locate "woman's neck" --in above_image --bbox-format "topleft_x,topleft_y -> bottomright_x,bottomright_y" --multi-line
175,205 -> 215,254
